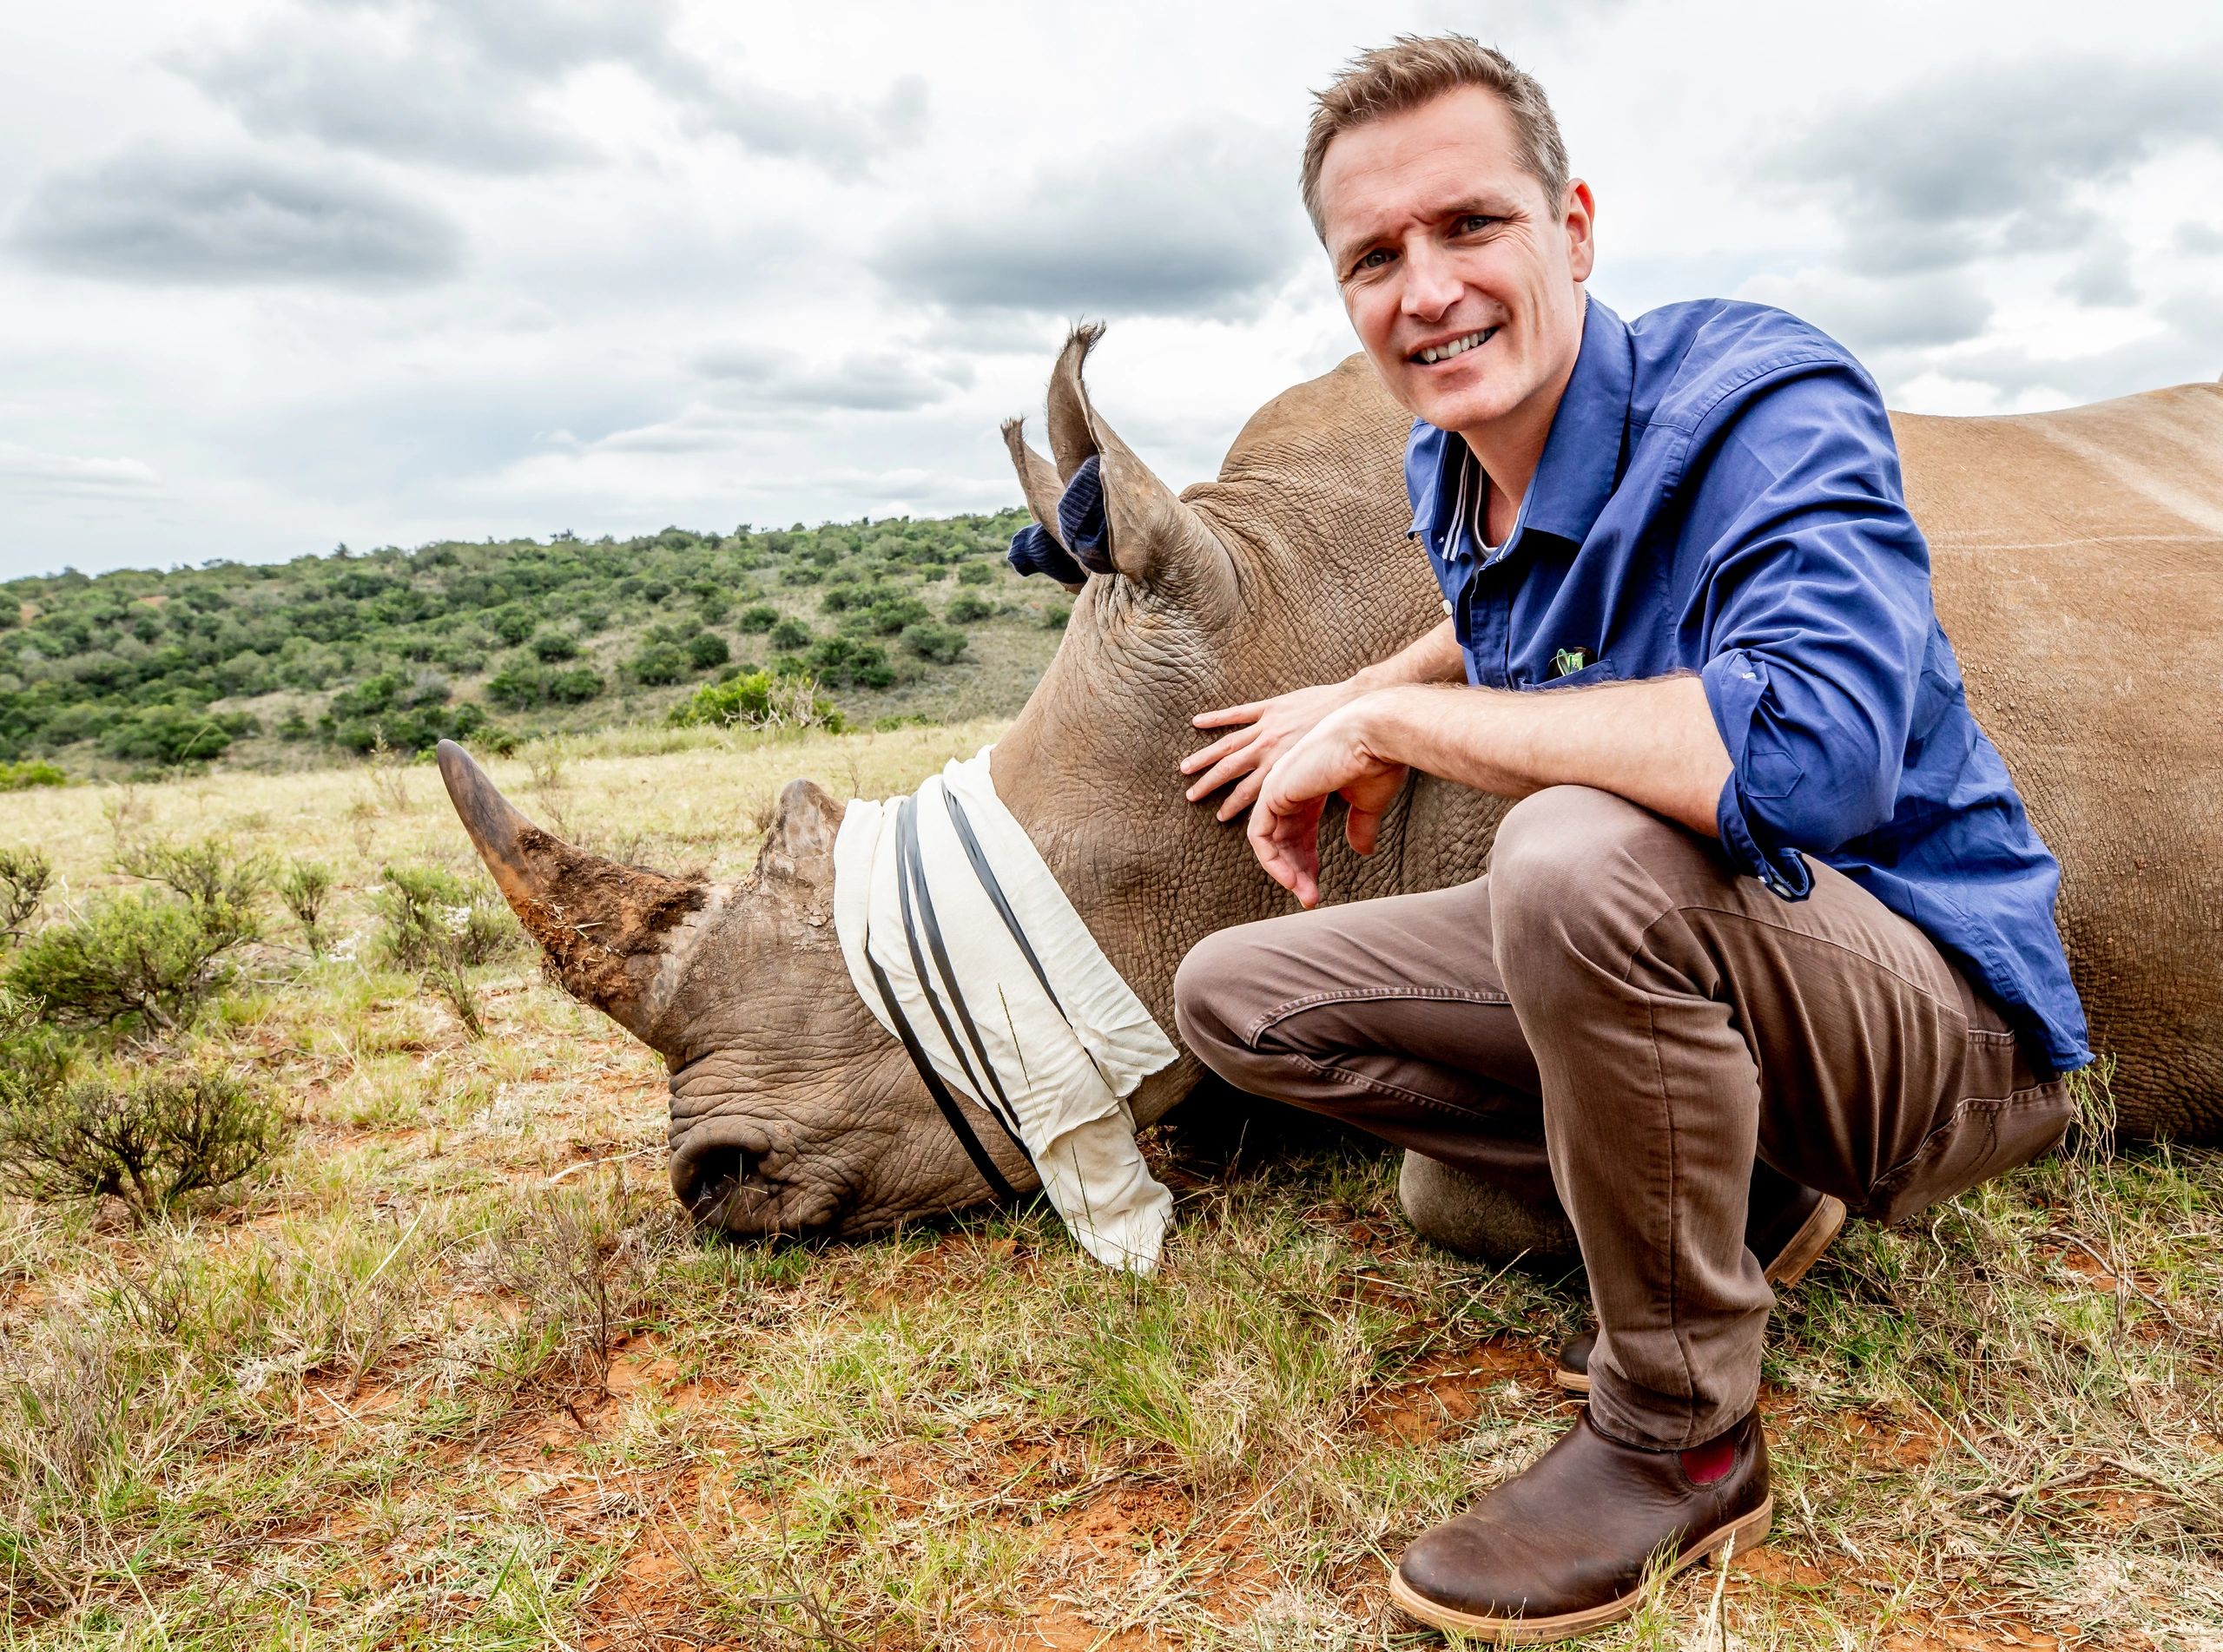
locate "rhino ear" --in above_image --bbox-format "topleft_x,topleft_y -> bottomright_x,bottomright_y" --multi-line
1043,323 -> 1239,609
999,418 -> 1084,596
755,779 -> 842,885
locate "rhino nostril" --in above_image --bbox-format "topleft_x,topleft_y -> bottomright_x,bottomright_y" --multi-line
684,1142 -> 776,1225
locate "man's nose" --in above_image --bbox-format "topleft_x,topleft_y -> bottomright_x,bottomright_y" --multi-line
1399,240 -> 1461,322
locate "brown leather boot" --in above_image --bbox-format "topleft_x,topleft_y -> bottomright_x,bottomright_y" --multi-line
1555,1179 -> 1844,1393
1389,1408 -> 1772,1642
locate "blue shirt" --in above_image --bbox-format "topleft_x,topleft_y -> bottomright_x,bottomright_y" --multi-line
1406,297 -> 2091,1075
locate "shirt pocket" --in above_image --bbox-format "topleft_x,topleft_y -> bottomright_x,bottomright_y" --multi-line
1531,658 -> 1621,692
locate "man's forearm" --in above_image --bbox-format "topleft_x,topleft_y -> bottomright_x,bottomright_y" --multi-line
1353,616 -> 1467,691
1359,675 -> 1734,838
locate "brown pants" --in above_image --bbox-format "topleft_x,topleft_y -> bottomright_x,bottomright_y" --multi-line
1173,786 -> 2071,1450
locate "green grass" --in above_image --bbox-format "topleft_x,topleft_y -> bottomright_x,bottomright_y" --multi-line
0,733 -> 2218,1649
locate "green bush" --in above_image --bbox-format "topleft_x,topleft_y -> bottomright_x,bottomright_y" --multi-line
768,618 -> 812,651
0,1065 -> 287,1223
373,864 -> 518,971
627,642 -> 693,686
805,635 -> 894,690
102,706 -> 239,767
820,582 -> 869,614
779,565 -> 823,587
488,606 -> 538,646
1041,599 -> 1073,629
5,890 -> 258,1037
946,592 -> 996,624
0,760 -> 66,792
685,631 -> 729,669
278,860 -> 334,957
528,629 -> 578,661
957,560 -> 997,586
667,669 -> 843,731
864,595 -> 932,636
737,604 -> 781,633
2,846 -> 52,944
901,622 -> 968,664
117,837 -> 269,910
486,662 -> 605,710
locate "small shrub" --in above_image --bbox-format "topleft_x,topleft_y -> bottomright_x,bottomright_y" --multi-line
684,632 -> 729,669
957,560 -> 996,586
5,891 -> 258,1036
0,760 -> 66,792
0,1067 -> 286,1223
373,865 -> 516,971
805,635 -> 894,690
1040,599 -> 1073,629
102,706 -> 239,767
946,592 -> 996,623
737,603 -> 781,633
667,670 -> 843,732
900,622 -> 968,664
278,860 -> 334,957
528,629 -> 578,661
117,836 -> 268,910
864,595 -> 932,635
779,565 -> 823,587
627,642 -> 692,686
2,846 -> 53,943
695,589 -> 732,626
768,618 -> 812,651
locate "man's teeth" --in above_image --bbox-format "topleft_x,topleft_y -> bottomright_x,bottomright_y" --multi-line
1419,328 -> 1494,364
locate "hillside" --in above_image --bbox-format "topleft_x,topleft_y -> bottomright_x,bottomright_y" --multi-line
0,510 -> 1066,776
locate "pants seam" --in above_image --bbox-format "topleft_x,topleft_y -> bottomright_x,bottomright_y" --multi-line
1246,985 -> 1512,1045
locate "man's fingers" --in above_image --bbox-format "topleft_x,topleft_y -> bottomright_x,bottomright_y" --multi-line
1214,768 -> 1267,822
1191,701 -> 1266,730
1345,806 -> 1382,857
1178,726 -> 1251,776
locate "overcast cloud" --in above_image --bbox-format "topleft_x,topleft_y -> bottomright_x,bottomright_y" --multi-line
3,0 -> 2220,579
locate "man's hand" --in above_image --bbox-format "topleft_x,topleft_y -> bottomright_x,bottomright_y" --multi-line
1246,700 -> 1408,908
1182,679 -> 1370,821
1182,617 -> 1464,820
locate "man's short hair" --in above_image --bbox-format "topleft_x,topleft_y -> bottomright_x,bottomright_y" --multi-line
1300,35 -> 1569,242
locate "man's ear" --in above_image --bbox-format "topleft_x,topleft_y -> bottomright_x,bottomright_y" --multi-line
1564,178 -> 1597,285
755,779 -> 841,885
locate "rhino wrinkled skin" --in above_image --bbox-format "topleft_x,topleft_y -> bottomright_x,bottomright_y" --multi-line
439,327 -> 2223,1255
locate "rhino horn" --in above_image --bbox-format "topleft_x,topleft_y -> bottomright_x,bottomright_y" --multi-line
1043,323 -> 1240,607
436,740 -> 711,1046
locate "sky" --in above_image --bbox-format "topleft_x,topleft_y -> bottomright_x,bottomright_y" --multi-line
3,0 -> 2220,582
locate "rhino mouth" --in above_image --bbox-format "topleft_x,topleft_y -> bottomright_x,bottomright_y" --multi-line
669,1115 -> 852,1237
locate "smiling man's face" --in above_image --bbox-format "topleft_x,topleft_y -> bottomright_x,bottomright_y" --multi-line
1317,85 -> 1594,442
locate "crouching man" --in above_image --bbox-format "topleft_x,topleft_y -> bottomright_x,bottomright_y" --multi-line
1171,35 -> 2088,1642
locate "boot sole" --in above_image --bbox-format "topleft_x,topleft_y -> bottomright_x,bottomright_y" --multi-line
1552,1196 -> 1846,1394
1387,1495 -> 1774,1643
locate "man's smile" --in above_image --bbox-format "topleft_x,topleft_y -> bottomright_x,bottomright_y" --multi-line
1410,326 -> 1499,366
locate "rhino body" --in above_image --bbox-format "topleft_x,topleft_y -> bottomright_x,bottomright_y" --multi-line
439,331 -> 2223,1251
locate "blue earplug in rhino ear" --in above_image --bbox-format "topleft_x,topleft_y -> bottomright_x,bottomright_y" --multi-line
1007,454 -> 1115,582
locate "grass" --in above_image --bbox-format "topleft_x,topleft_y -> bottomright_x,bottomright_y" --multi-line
1,728 -> 2219,1649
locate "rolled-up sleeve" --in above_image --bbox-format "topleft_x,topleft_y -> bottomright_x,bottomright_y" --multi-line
1685,359 -> 1933,899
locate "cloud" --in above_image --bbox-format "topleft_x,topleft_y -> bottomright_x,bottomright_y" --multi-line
692,343 -> 974,412
9,144 -> 462,285
1771,52 -> 2223,276
0,441 -> 162,498
173,0 -> 928,178
871,121 -> 1310,319
1737,267 -> 1995,352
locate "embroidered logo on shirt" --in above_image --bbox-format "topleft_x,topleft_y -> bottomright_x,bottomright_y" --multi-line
1551,648 -> 1593,678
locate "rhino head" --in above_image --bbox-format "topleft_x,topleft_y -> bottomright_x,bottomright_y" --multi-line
441,326 -> 1494,1239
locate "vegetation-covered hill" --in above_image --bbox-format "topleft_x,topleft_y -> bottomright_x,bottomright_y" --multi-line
1,510 -> 1067,776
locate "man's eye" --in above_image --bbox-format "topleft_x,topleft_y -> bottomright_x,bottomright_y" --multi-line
1356,248 -> 1394,272
1458,214 -> 1501,234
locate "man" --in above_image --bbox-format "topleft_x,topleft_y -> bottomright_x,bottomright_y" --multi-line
1170,35 -> 2088,1642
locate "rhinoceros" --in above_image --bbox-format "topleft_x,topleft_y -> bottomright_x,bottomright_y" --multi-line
437,326 -> 2223,1256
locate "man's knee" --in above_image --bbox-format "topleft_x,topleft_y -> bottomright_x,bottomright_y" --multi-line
1488,785 -> 1718,980
1172,926 -> 1266,1081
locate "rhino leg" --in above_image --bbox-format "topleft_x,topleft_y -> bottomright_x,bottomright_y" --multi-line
1397,1150 -> 1580,1267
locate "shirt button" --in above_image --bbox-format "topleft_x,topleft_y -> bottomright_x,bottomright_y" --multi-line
1441,599 -> 1453,615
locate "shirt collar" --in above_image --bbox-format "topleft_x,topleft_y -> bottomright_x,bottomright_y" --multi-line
1403,295 -> 1635,553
